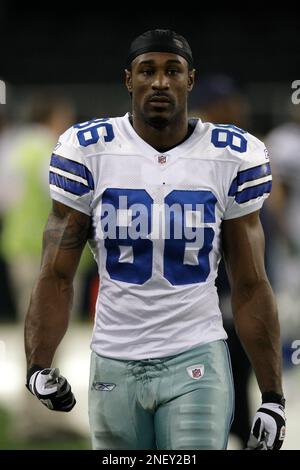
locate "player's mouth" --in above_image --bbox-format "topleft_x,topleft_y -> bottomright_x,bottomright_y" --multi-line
149,96 -> 170,103
148,96 -> 172,110
148,94 -> 172,104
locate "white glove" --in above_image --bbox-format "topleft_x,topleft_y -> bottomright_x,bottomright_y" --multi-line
246,402 -> 286,450
27,367 -> 76,412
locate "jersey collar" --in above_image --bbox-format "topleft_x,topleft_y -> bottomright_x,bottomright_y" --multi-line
121,112 -> 203,160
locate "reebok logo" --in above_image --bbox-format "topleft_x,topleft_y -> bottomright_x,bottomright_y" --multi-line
92,382 -> 116,391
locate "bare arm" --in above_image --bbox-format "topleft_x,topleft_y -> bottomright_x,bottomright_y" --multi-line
222,210 -> 283,395
24,200 -> 91,369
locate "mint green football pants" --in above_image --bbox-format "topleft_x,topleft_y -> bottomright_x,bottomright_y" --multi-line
88,340 -> 234,450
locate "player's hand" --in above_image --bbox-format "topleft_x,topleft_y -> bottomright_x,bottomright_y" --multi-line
246,402 -> 286,450
26,366 -> 76,412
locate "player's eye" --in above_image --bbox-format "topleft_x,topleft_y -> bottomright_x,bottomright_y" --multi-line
141,69 -> 154,76
167,69 -> 180,76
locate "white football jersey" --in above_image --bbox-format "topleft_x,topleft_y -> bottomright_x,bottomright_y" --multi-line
49,113 -> 272,360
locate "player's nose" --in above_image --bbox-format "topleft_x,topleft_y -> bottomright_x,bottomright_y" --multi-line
151,71 -> 170,90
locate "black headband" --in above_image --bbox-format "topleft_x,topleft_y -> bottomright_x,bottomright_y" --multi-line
126,29 -> 193,69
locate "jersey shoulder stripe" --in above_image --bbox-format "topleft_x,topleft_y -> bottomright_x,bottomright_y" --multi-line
50,153 -> 94,189
235,180 -> 272,204
50,152 -> 94,197
228,162 -> 271,196
49,172 -> 91,196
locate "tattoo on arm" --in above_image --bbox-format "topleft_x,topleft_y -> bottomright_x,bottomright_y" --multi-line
43,203 -> 91,251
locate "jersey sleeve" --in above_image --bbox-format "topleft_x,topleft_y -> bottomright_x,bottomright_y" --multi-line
224,137 -> 272,220
49,126 -> 94,215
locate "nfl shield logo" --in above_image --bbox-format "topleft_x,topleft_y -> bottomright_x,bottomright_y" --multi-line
186,364 -> 205,380
158,155 -> 167,164
192,368 -> 202,378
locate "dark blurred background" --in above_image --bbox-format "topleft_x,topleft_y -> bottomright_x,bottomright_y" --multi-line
0,6 -> 300,450
1,7 -> 299,132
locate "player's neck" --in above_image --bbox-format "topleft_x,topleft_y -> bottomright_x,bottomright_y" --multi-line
130,113 -> 189,153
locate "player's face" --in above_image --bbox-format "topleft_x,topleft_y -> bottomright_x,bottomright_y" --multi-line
126,52 -> 195,128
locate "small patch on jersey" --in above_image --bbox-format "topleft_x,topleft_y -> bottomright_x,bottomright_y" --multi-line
264,147 -> 270,160
158,155 -> 167,164
54,141 -> 62,151
186,364 -> 205,380
92,382 -> 116,391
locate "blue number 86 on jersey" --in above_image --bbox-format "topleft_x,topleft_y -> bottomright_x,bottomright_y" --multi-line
74,119 -> 115,147
101,188 -> 217,286
211,124 -> 247,153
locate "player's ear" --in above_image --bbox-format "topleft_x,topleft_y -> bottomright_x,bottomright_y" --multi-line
125,69 -> 133,93
187,69 -> 196,92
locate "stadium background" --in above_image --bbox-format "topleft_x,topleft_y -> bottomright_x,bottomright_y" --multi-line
0,6 -> 299,449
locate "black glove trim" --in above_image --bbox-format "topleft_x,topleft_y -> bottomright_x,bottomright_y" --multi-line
262,391 -> 285,407
26,364 -> 44,390
258,407 -> 285,421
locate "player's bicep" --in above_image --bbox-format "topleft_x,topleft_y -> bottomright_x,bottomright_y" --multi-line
41,200 -> 91,281
221,210 -> 267,289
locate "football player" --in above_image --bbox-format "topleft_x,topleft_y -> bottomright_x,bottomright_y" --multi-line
25,29 -> 285,450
